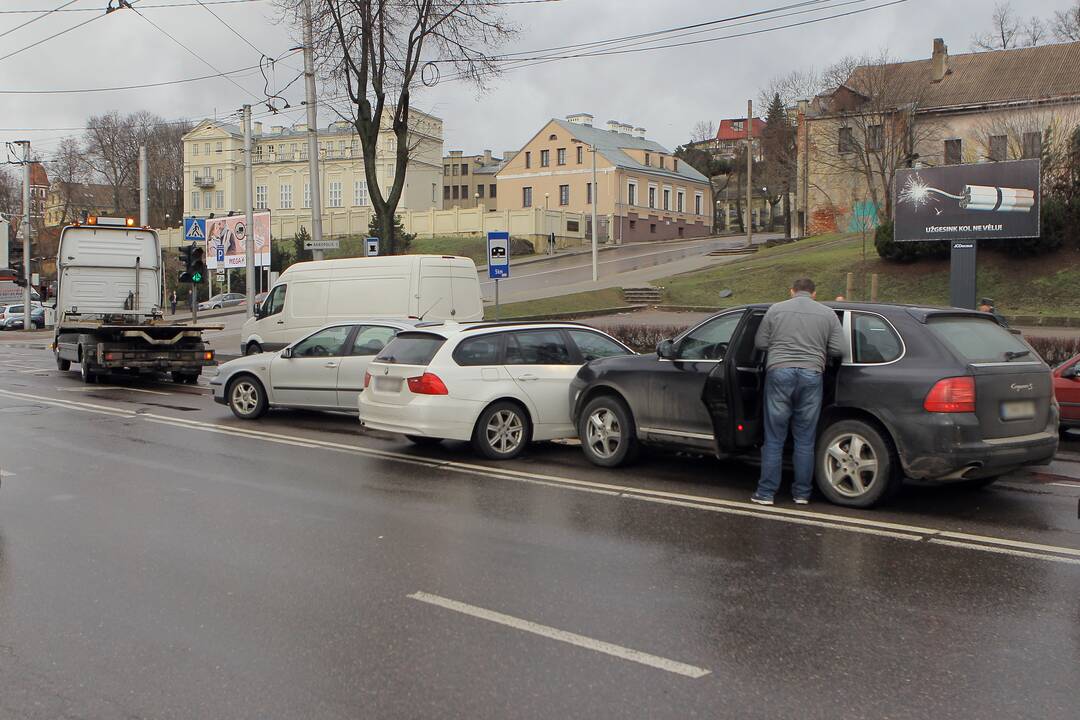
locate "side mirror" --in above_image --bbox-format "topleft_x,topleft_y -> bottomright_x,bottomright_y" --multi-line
253,304 -> 263,319
656,339 -> 676,360
280,347 -> 293,359
1063,365 -> 1079,380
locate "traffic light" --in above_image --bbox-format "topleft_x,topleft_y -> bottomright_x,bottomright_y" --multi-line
8,263 -> 26,287
178,243 -> 207,284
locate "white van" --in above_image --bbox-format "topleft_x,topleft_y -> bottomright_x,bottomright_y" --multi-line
239,255 -> 483,355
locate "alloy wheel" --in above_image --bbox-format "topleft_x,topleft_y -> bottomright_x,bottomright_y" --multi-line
231,380 -> 260,416
585,407 -> 622,459
485,409 -> 524,454
823,432 -> 879,498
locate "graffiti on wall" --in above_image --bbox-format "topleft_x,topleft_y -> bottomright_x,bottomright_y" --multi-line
847,200 -> 880,232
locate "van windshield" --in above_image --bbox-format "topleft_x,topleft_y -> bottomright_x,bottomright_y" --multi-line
927,316 -> 1032,363
375,332 -> 446,365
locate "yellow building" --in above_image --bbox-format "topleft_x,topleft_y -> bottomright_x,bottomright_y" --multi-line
44,183 -> 124,228
442,150 -> 511,209
496,114 -> 713,242
182,111 -> 444,238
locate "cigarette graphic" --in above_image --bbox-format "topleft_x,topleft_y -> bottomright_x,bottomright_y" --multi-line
959,185 -> 1035,213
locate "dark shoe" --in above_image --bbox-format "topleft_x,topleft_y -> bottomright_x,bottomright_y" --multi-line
750,494 -> 774,506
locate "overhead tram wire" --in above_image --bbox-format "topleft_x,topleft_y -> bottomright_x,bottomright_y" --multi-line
0,0 -> 130,64
0,0 -> 266,13
0,0 -> 82,40
192,0 -> 270,58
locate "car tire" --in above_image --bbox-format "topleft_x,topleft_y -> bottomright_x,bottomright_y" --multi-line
405,435 -> 443,447
578,394 -> 639,468
815,419 -> 901,508
172,371 -> 199,384
245,342 -> 263,356
56,355 -> 71,371
472,401 -> 531,460
227,375 -> 267,420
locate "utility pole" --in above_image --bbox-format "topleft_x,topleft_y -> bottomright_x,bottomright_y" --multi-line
138,145 -> 148,226
301,0 -> 325,260
243,104 -> 256,318
590,143 -> 598,282
746,99 -> 753,248
19,141 -> 31,331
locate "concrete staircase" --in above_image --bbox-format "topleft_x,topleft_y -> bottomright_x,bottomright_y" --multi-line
622,286 -> 664,304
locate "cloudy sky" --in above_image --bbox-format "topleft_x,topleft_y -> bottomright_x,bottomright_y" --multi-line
0,0 -> 1073,164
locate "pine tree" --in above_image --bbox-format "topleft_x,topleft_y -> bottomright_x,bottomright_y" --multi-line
368,213 -> 415,255
761,93 -> 797,238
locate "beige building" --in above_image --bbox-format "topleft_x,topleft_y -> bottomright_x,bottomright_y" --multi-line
182,110 -> 443,237
497,114 -> 713,242
442,150 -> 511,208
44,182 -> 123,227
798,39 -> 1080,236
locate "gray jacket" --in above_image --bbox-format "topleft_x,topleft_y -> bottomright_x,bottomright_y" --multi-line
754,293 -> 844,372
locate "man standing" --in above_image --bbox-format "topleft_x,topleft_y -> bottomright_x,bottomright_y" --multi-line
752,278 -> 844,506
170,290 -> 178,316
978,297 -> 1009,328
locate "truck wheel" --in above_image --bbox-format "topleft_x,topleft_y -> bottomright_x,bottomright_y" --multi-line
228,376 -> 267,419
56,355 -> 71,371
171,371 -> 199,384
245,342 -> 263,356
80,362 -> 97,384
815,419 -> 901,508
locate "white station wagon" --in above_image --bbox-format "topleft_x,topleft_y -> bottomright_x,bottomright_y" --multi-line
358,322 -> 634,459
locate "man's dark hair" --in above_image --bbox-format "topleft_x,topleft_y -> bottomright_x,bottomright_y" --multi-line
792,278 -> 816,293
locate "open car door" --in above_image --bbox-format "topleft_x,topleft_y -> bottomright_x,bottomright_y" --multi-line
703,310 -> 767,454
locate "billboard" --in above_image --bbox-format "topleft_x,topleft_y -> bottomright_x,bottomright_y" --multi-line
894,159 -> 1040,242
206,211 -> 271,268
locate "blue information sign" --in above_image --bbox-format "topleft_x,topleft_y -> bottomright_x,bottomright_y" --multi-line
183,217 -> 206,243
487,231 -> 509,279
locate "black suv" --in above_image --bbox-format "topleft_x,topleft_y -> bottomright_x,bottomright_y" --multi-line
570,303 -> 1058,507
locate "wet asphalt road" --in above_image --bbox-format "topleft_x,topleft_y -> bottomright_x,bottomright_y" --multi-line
0,346 -> 1078,719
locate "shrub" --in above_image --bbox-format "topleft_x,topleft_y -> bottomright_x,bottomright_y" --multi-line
600,324 -> 690,352
1024,335 -> 1080,366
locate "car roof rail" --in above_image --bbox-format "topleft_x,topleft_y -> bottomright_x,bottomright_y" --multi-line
460,320 -> 593,332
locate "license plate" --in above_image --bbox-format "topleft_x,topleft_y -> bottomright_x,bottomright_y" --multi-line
1001,400 -> 1036,420
375,376 -> 402,392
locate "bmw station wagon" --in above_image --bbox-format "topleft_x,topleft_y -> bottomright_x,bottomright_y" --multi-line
569,303 -> 1058,507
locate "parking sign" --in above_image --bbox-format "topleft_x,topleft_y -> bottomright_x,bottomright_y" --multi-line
487,231 -> 509,279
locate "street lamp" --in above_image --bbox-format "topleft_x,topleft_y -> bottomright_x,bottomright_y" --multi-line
572,138 -> 599,282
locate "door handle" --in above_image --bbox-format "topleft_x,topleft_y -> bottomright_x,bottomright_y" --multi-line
324,362 -> 339,368
517,373 -> 538,381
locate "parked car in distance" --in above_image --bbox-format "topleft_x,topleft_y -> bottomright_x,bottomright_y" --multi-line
1053,353 -> 1080,434
0,303 -> 45,330
570,303 -> 1058,508
359,322 -> 634,459
199,292 -> 246,311
240,255 -> 483,356
211,320 -> 415,419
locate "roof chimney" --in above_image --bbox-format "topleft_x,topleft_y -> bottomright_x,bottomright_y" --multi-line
293,122 -> 307,132
932,38 -> 950,83
567,113 -> 594,126
271,125 -> 284,135
503,150 -> 515,162
484,149 -> 493,162
253,121 -> 263,135
606,120 -> 621,133
633,127 -> 646,139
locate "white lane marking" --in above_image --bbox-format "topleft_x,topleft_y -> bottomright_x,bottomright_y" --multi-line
16,367 -> 53,373
408,591 -> 711,679
1048,482 -> 1080,488
57,385 -> 173,396
0,469 -> 14,478
7,388 -> 1080,564
928,539 -> 1080,566
0,388 -> 135,418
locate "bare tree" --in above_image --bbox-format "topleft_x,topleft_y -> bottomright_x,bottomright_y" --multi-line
85,112 -> 136,214
307,0 -> 513,254
689,120 -> 717,144
971,107 -> 1080,197
759,68 -> 823,113
972,1 -> 1020,50
1022,15 -> 1047,46
48,138 -> 91,226
1052,0 -> 1080,41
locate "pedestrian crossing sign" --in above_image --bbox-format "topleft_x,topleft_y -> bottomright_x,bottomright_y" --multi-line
184,217 -> 206,242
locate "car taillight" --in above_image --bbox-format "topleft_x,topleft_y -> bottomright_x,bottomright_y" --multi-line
924,376 -> 976,413
363,371 -> 372,388
407,372 -> 448,395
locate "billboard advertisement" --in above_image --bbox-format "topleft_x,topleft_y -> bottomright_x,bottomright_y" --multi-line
206,211 -> 271,268
894,159 -> 1040,242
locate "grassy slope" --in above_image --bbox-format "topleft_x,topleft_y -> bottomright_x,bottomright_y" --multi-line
485,287 -> 625,320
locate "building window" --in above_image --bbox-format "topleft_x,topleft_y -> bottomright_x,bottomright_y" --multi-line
989,135 -> 1007,161
695,192 -> 703,215
351,140 -> 358,157
215,141 -> 222,154
644,152 -> 651,166
660,156 -> 666,169
663,188 -> 670,210
733,120 -> 744,132
303,181 -> 310,208
216,190 -> 225,209
677,190 -> 685,213
191,191 -> 200,210
255,185 -> 268,209
452,164 -> 458,176
444,185 -> 451,200
300,145 -> 308,160
586,182 -> 592,204
867,124 -> 883,152
944,139 -> 962,165
650,223 -> 657,234
525,151 -> 531,169
557,148 -> 566,166
452,186 -> 459,199
444,165 -> 451,176
838,127 -> 855,154
203,191 -> 211,210
523,186 -> 533,208
461,164 -> 469,176
673,159 -> 679,171
328,180 -> 342,208
648,185 -> 656,209
216,168 -> 223,181
255,146 -> 263,163
477,184 -> 485,198
1022,131 -> 1042,159
337,140 -> 344,158
203,166 -> 211,180
627,181 -> 637,206
577,146 -> 583,164
354,180 -> 368,206
489,184 -> 497,198
280,184 -> 293,209
204,143 -> 210,156
559,184 -> 569,206
460,185 -> 468,199
192,144 -> 199,157
540,149 -> 550,167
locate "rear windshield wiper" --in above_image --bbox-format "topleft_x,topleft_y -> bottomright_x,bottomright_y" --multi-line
1004,349 -> 1030,361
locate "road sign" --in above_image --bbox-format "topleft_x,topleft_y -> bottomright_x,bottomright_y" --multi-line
365,237 -> 379,257
487,231 -> 509,279
216,271 -> 226,281
303,239 -> 340,250
183,217 -> 206,243
216,247 -> 225,263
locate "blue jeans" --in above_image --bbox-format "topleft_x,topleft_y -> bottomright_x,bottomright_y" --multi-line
755,368 -> 823,500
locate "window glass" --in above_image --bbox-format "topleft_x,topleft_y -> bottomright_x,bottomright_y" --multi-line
263,285 -> 286,317
852,313 -> 903,363
678,312 -> 744,360
568,330 -> 629,362
292,326 -> 352,358
376,333 -> 446,365
350,325 -> 398,356
453,334 -> 503,366
505,330 -> 573,365
927,317 -> 1030,364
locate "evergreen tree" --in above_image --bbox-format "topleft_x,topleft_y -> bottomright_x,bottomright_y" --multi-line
368,213 -> 415,255
761,93 -> 796,238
